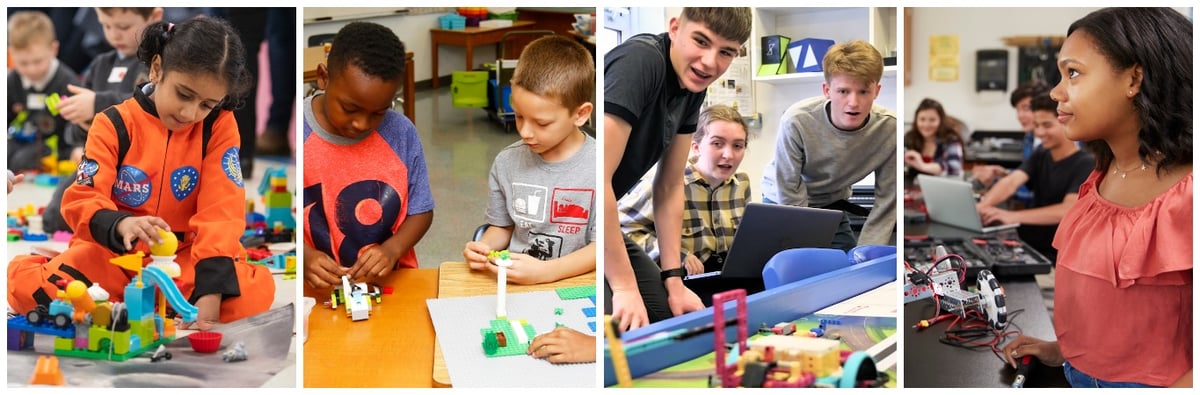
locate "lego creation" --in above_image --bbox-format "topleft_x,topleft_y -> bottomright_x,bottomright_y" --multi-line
256,166 -> 294,230
427,289 -> 596,387
480,318 -> 536,357
489,250 -> 512,318
329,275 -> 377,321
603,250 -> 896,386
7,252 -> 199,361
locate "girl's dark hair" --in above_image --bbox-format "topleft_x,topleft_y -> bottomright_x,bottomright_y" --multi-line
904,98 -> 962,150
1067,8 -> 1192,175
138,18 -> 250,110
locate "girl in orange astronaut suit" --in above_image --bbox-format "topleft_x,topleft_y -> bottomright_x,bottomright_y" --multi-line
7,18 -> 274,330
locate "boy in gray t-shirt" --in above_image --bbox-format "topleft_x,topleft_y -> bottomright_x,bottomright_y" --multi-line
462,36 -> 597,288
462,36 -> 598,365
761,40 -> 897,250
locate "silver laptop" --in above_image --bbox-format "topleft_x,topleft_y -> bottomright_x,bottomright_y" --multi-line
684,203 -> 843,280
918,174 -> 1020,233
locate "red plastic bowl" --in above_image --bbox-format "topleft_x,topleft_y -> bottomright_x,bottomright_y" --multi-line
188,332 -> 222,353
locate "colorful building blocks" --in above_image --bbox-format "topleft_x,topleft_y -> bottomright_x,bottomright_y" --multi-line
480,318 -> 536,357
7,252 -> 198,362
257,166 -> 294,230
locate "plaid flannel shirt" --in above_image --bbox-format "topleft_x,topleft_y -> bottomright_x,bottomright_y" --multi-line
618,162 -> 751,263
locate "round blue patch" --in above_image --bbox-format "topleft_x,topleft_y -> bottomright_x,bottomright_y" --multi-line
111,165 -> 151,207
170,166 -> 200,201
221,147 -> 244,188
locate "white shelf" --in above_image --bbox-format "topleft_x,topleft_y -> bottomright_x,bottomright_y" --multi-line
754,65 -> 897,85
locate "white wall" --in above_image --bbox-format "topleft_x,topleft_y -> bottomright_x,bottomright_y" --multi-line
905,8 -> 1103,133
303,12 -> 496,84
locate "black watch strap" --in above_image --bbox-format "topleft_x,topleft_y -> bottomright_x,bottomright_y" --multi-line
661,267 -> 687,281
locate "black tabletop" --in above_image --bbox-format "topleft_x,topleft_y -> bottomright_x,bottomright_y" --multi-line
903,278 -> 1068,388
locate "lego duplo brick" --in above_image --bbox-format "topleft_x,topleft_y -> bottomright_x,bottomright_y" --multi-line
555,285 -> 596,300
428,290 -> 595,387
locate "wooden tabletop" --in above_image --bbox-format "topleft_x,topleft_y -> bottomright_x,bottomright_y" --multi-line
429,20 -> 535,35
431,261 -> 596,387
302,268 -> 439,388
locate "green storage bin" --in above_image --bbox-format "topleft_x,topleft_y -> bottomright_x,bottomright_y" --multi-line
451,71 -> 490,108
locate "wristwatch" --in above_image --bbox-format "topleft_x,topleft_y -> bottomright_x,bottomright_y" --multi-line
660,267 -> 688,281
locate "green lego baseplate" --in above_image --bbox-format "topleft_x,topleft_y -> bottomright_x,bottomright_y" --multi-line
555,285 -> 595,300
55,335 -> 174,362
480,318 -> 536,358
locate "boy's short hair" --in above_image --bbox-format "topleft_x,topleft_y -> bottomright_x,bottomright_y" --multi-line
96,8 -> 158,19
327,22 -> 406,82
1029,91 -> 1057,114
693,104 -> 748,144
822,40 -> 884,84
1010,81 -> 1049,108
680,8 -> 752,44
511,36 -> 594,110
8,11 -> 56,50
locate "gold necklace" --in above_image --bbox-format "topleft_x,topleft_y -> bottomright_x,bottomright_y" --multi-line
1112,160 -> 1147,179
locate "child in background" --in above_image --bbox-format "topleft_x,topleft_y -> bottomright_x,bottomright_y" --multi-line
7,11 -> 80,172
43,7 -> 164,234
903,98 -> 964,178
1004,7 -> 1192,388
7,17 -> 274,330
462,35 -> 596,286
303,22 -> 434,289
459,35 -> 596,364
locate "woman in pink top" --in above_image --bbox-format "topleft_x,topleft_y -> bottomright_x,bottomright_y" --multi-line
1001,8 -> 1192,388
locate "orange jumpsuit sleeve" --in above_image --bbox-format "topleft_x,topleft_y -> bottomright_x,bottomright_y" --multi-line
61,109 -> 132,253
188,110 -> 248,299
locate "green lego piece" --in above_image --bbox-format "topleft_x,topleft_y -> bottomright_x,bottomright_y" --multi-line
555,285 -> 596,300
554,307 -> 564,315
480,318 -> 536,358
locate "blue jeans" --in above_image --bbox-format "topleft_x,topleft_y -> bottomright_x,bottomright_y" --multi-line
1063,361 -> 1158,388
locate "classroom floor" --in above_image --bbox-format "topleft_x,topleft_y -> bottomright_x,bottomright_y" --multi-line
406,86 -> 525,268
5,156 -> 297,388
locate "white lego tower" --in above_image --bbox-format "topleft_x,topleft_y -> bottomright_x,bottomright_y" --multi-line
490,250 -> 513,318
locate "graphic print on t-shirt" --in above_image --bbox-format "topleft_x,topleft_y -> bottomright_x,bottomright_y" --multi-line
550,188 -> 593,225
512,182 -> 548,224
525,231 -> 564,260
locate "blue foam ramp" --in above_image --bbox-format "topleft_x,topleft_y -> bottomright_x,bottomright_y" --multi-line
141,266 -> 199,322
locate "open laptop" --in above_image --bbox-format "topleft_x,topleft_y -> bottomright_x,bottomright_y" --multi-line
684,203 -> 842,280
918,174 -> 1021,233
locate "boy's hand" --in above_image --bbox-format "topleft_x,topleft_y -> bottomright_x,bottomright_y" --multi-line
683,253 -> 704,276
979,206 -> 1016,225
464,241 -> 492,270
58,85 -> 97,125
304,248 -> 347,289
485,253 -> 550,285
527,326 -> 596,364
115,216 -> 170,251
178,293 -> 221,331
665,280 -> 703,317
610,288 -> 648,332
1002,336 -> 1063,368
350,244 -> 398,280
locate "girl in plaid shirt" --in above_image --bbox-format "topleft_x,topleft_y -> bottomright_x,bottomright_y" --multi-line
618,105 -> 751,277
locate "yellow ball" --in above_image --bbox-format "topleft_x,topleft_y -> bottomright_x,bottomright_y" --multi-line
150,229 -> 178,256
65,281 -> 87,299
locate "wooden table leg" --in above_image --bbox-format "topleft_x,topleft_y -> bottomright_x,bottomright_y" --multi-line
405,55 -> 415,122
431,37 -> 440,89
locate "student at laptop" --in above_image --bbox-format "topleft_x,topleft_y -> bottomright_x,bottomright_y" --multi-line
971,81 -> 1050,189
604,8 -> 752,331
975,92 -> 1094,262
618,105 -> 750,302
760,40 -> 897,252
